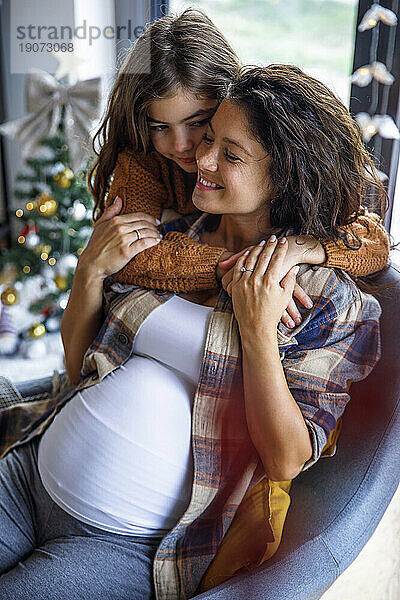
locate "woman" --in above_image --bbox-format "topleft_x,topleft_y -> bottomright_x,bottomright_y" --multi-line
60,8 -> 389,385
0,65 -> 382,599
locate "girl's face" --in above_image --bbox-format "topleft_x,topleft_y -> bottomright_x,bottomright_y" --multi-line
192,100 -> 275,215
147,89 -> 218,173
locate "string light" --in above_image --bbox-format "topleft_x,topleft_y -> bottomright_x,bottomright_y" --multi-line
352,1 -> 399,144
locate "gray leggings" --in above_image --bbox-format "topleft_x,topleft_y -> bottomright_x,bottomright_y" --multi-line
0,436 -> 162,599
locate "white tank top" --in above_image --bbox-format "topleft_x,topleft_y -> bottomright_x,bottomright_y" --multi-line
38,295 -> 213,538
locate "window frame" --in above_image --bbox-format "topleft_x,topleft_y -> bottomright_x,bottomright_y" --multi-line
0,5 -> 11,248
349,0 -> 400,232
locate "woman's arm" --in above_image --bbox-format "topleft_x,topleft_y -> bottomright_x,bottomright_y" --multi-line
61,266 -> 105,386
231,236 -> 382,480
240,326 -> 313,481
232,239 -> 313,480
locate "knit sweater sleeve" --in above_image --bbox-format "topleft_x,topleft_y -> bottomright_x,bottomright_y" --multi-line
320,208 -> 390,276
105,148 -> 227,292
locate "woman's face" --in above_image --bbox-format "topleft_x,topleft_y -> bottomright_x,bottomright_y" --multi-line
192,100 -> 275,216
147,89 -> 217,173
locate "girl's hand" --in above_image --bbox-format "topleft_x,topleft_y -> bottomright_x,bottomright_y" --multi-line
218,239 -> 313,328
77,196 -> 162,280
231,236 -> 300,337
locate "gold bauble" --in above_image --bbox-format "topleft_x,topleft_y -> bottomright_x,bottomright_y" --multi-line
28,322 -> 46,338
1,286 -> 18,306
54,275 -> 68,291
37,193 -> 58,217
54,168 -> 74,188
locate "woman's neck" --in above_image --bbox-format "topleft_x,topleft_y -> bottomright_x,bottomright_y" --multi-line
206,212 -> 277,253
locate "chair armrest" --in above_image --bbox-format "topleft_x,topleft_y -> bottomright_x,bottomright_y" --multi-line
16,375 -> 55,398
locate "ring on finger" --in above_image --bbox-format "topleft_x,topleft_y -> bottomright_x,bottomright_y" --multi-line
134,229 -> 141,241
239,240 -> 266,275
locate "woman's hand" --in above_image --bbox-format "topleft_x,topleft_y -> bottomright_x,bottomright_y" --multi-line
231,236 -> 300,337
77,196 -> 162,280
218,236 -> 314,328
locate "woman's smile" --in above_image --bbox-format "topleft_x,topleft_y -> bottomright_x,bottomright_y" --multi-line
196,173 -> 224,190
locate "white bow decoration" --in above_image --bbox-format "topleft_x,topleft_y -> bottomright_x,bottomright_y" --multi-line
356,112 -> 400,142
0,69 -> 101,172
351,61 -> 395,87
358,3 -> 398,31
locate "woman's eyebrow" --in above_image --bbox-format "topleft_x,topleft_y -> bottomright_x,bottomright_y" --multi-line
208,121 -> 252,156
147,108 -> 215,125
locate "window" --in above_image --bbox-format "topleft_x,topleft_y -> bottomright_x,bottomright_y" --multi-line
390,149 -> 400,267
169,0 -> 358,105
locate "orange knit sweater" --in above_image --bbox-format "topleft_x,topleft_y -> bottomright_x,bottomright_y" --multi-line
104,148 -> 390,292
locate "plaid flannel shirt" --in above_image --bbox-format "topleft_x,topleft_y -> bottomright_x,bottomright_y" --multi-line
0,211 -> 381,599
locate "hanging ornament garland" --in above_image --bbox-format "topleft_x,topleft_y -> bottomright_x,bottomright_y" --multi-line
352,0 -> 399,144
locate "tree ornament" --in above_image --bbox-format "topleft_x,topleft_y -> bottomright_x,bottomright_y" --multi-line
54,275 -> 68,291
56,254 -> 78,277
50,162 -> 67,176
69,201 -> 87,221
58,293 -> 70,310
37,192 -> 58,217
54,168 -> 74,188
28,322 -> 46,338
25,231 -> 40,248
1,286 -> 19,306
52,50 -> 87,81
0,305 -> 19,356
45,315 -> 61,332
20,338 -> 47,359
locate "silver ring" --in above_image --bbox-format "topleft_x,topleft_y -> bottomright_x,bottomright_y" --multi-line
134,229 -> 141,241
240,267 -> 254,272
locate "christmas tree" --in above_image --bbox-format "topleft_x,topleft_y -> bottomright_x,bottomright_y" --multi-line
0,66 -> 100,356
0,122 -> 94,355
1,123 -> 94,298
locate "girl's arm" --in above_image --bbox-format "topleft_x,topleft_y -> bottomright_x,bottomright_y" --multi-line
107,148 -> 389,289
320,208 -> 390,275
62,195 -> 162,386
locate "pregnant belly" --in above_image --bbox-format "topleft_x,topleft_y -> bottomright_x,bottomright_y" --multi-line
38,355 -> 195,531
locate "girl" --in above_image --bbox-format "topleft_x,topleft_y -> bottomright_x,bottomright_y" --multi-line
61,9 -> 389,386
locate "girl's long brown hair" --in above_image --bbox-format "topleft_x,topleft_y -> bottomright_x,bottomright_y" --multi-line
88,8 -> 240,222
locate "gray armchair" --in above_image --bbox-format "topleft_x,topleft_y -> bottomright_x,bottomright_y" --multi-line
3,264 -> 400,600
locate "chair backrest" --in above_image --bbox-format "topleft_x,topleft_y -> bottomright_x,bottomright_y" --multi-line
272,263 -> 400,562
195,266 -> 400,600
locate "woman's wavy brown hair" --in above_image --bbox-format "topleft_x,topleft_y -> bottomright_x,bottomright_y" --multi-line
88,8 -> 240,222
221,65 -> 391,292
